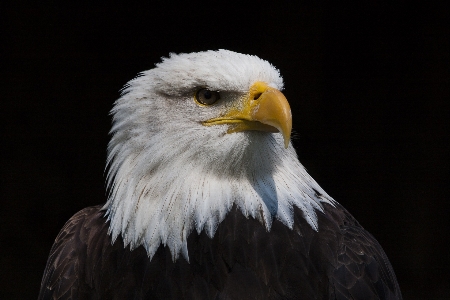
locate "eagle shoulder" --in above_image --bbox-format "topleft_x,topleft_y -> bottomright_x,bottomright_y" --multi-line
320,202 -> 402,299
38,206 -> 107,300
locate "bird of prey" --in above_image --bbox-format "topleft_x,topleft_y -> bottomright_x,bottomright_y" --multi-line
39,50 -> 402,299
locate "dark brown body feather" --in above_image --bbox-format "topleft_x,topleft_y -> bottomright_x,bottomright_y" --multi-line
39,203 -> 402,299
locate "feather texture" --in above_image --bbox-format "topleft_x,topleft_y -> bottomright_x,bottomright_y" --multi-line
39,50 -> 402,299
39,204 -> 402,299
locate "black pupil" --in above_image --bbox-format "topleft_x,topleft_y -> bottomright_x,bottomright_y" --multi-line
203,90 -> 212,99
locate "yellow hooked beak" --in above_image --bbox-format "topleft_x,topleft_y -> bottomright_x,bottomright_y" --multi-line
202,81 -> 292,148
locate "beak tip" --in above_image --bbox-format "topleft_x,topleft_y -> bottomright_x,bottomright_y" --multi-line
282,124 -> 292,149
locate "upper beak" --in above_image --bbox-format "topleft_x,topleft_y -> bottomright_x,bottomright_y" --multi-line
203,81 -> 292,148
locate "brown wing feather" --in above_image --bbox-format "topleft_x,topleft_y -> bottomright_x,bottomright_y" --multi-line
324,203 -> 402,299
39,203 -> 401,299
38,207 -> 102,299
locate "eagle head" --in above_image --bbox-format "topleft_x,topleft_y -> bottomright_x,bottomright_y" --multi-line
104,50 -> 333,261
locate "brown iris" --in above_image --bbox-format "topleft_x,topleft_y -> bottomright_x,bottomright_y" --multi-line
195,88 -> 220,106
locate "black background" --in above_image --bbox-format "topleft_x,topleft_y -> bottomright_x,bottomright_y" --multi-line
2,2 -> 448,299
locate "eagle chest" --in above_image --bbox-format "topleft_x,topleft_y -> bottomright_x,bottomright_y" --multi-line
75,206 -> 337,299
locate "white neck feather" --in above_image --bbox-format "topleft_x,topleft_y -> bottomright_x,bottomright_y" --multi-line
104,129 -> 334,261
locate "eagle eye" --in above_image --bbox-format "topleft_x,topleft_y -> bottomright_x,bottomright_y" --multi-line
195,88 -> 220,106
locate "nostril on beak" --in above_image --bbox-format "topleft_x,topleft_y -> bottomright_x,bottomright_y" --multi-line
253,93 -> 262,100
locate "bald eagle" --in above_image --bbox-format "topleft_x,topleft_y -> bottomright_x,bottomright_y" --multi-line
39,50 -> 402,299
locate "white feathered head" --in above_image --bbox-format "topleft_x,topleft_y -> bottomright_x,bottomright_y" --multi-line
104,50 -> 333,261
